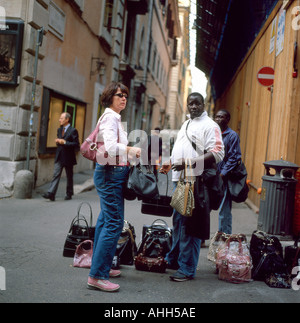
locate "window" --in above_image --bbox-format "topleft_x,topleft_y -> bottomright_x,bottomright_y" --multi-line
152,47 -> 157,73
156,57 -> 160,80
104,0 -> 114,33
39,88 -> 86,154
137,27 -> 144,67
0,19 -> 24,86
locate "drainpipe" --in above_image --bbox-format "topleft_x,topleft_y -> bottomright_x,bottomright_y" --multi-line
26,27 -> 44,170
141,0 -> 154,130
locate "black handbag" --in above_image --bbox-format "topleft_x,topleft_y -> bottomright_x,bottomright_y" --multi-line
185,122 -> 224,211
63,202 -> 95,258
115,221 -> 137,266
139,219 -> 172,258
250,230 -> 291,288
285,234 -> 300,275
227,161 -> 249,203
203,165 -> 225,210
126,164 -> 159,200
141,173 -> 173,217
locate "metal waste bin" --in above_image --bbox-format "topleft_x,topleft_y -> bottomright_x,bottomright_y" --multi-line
257,159 -> 299,239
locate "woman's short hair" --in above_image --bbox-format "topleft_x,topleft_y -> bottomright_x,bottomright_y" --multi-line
101,82 -> 129,107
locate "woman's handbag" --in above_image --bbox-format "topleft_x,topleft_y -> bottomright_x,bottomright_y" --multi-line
202,165 -> 225,210
207,231 -> 230,263
227,161 -> 249,203
80,113 -> 109,162
73,240 -> 93,268
284,234 -> 300,275
185,121 -> 224,210
216,234 -> 252,284
170,160 -> 195,217
135,244 -> 167,273
250,230 -> 291,288
141,173 -> 173,217
126,164 -> 159,200
139,219 -> 172,258
115,221 -> 137,266
63,202 -> 95,258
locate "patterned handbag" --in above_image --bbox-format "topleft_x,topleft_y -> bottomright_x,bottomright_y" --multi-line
170,159 -> 195,217
135,244 -> 167,273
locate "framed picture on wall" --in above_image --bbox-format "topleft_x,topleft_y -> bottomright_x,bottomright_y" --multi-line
0,19 -> 24,86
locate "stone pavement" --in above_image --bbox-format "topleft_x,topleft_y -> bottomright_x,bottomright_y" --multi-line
0,169 -> 299,304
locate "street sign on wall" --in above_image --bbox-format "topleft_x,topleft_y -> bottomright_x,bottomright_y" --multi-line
257,66 -> 275,87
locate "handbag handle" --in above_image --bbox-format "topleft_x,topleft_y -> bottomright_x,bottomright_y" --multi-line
68,215 -> 91,237
225,234 -> 245,255
150,219 -> 169,229
142,241 -> 163,257
179,158 -> 195,183
77,202 -> 93,226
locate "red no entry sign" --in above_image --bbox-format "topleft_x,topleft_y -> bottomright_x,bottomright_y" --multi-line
257,66 -> 275,86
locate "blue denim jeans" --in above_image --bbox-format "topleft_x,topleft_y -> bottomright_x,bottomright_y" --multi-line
165,182 -> 202,278
89,164 -> 129,280
218,184 -> 232,234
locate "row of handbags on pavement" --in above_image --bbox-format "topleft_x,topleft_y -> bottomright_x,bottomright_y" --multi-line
62,202 -> 172,273
208,230 -> 300,288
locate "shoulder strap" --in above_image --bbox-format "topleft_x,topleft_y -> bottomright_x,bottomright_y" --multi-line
185,121 -> 201,154
97,112 -> 120,142
185,121 -> 208,156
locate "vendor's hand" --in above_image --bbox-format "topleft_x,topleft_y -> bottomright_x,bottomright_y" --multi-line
159,160 -> 172,174
171,158 -> 185,172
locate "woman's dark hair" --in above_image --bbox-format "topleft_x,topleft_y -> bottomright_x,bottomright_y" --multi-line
100,82 -> 129,107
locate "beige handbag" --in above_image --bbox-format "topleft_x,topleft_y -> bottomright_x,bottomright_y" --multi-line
170,159 -> 195,217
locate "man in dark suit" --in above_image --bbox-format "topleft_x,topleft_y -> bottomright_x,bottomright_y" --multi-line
42,112 -> 80,201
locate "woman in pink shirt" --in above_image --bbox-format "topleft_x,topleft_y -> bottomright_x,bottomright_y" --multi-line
88,82 -> 140,292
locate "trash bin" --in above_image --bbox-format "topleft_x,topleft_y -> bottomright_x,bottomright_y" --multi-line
257,159 -> 299,239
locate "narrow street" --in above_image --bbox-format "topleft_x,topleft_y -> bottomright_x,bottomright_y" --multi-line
0,171 -> 298,304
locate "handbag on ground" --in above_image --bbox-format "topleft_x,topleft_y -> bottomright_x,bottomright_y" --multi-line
63,202 -> 95,257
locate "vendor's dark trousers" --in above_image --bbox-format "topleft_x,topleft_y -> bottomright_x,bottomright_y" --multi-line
48,162 -> 74,197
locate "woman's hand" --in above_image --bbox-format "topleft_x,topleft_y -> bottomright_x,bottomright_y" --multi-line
127,146 -> 141,161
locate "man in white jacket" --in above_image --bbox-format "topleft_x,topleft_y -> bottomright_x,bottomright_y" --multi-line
160,92 -> 224,282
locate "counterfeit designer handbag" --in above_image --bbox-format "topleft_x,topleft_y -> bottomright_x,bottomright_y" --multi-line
63,202 -> 95,258
170,159 -> 195,217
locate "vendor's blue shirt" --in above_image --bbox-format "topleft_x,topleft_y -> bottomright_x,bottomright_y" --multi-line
217,127 -> 242,177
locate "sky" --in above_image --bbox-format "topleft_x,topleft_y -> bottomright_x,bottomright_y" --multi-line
189,0 -> 208,98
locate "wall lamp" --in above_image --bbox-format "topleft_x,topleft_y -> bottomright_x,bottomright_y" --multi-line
90,56 -> 106,78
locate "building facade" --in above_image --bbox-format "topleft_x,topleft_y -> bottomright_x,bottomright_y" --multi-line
0,0 -> 185,197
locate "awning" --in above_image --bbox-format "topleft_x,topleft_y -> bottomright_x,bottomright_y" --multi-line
195,0 -> 231,76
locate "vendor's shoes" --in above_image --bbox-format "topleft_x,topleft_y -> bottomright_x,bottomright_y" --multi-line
169,271 -> 193,282
87,277 -> 120,292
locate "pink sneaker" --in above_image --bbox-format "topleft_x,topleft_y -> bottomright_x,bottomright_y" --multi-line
109,269 -> 121,277
87,277 -> 120,292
